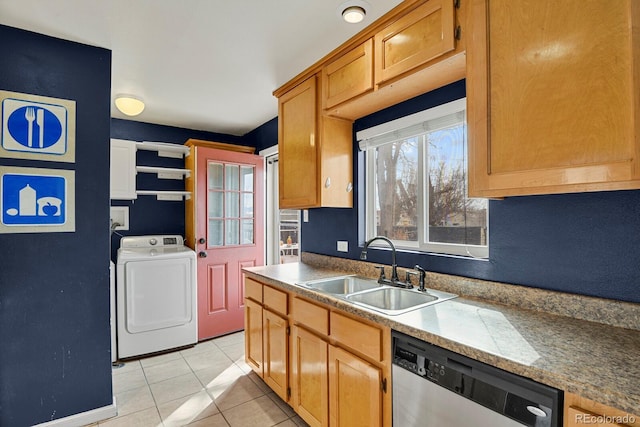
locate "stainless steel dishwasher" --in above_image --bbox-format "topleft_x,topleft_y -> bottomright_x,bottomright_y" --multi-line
392,331 -> 562,426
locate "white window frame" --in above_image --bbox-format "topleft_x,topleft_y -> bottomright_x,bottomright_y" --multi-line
358,98 -> 488,258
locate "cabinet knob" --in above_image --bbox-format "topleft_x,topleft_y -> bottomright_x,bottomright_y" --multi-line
198,251 -> 207,258
346,182 -> 353,193
325,177 -> 331,188
198,237 -> 206,244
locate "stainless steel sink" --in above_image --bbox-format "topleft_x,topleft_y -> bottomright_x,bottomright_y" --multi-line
345,287 -> 457,315
302,275 -> 382,295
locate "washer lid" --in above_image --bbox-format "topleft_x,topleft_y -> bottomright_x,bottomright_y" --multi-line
117,235 -> 195,261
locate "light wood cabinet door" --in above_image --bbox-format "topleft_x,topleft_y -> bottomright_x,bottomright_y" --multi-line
262,308 -> 289,401
279,76 -> 319,208
291,326 -> 329,427
567,406 -> 630,427
323,39 -> 374,109
328,345 -> 382,427
564,392 -> 639,427
244,298 -> 263,375
467,0 -> 640,197
374,0 -> 456,85
278,74 -> 353,209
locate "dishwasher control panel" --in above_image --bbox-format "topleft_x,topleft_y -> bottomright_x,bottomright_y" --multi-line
393,339 -> 465,393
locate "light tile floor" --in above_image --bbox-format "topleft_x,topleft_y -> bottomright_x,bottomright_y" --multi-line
92,331 -> 308,427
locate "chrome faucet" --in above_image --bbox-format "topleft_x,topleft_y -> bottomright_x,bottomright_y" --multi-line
361,236 -> 405,287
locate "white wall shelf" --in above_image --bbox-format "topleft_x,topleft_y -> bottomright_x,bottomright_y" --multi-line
136,166 -> 191,180
136,190 -> 191,201
111,139 -> 191,201
136,141 -> 190,158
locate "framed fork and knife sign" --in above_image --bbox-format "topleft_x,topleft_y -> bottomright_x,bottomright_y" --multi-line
0,90 -> 75,162
0,90 -> 76,233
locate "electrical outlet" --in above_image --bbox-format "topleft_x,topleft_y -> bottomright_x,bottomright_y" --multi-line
337,241 -> 348,252
303,210 -> 309,222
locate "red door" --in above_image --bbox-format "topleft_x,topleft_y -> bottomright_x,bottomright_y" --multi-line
195,147 -> 264,340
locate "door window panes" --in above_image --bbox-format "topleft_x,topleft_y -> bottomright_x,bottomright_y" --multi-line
225,192 -> 239,218
208,163 -> 223,190
242,193 -> 253,218
207,161 -> 256,247
225,165 -> 239,190
208,192 -> 223,218
208,219 -> 223,246
241,166 -> 254,191
226,219 -> 239,245
241,220 -> 254,245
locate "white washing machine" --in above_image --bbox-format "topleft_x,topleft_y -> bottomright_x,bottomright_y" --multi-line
116,235 -> 197,359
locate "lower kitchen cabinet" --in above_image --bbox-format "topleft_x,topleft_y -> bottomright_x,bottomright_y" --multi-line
564,392 -> 640,427
290,295 -> 390,427
329,345 -> 383,427
244,298 -> 263,373
262,308 -> 288,400
291,325 -> 329,427
244,278 -> 391,426
243,278 -> 290,402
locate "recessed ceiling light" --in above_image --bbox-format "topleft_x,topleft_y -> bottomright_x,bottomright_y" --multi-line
338,1 -> 370,24
343,6 -> 365,23
114,94 -> 145,116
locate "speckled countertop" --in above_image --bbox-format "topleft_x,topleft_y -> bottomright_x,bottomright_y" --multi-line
243,261 -> 640,416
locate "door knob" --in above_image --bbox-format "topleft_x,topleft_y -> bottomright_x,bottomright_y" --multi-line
198,237 -> 206,244
198,251 -> 207,258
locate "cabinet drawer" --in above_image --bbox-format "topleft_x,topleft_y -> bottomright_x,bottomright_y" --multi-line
292,297 -> 329,335
245,278 -> 263,303
264,285 -> 288,316
330,312 -> 382,361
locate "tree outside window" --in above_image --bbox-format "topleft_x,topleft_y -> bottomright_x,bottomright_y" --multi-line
364,100 -> 488,257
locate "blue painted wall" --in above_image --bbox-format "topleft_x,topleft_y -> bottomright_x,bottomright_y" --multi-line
109,119 -> 243,261
244,117 -> 278,153
0,25 -> 112,425
294,80 -> 640,303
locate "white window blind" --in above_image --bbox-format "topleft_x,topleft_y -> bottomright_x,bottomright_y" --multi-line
357,99 -> 466,150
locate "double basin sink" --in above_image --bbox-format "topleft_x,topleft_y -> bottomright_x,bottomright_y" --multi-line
299,275 -> 457,316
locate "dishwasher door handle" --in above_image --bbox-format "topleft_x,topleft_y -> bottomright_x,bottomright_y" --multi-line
446,357 -> 472,375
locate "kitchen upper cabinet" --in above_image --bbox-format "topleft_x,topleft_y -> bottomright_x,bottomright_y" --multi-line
374,0 -> 455,85
278,74 -> 353,209
467,0 -> 640,197
322,0 -> 466,120
564,392 -> 640,427
322,39 -> 374,110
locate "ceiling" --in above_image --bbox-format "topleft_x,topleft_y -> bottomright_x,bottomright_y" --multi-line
0,0 -> 404,136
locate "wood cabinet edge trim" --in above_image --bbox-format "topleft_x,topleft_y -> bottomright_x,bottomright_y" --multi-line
185,138 -> 255,154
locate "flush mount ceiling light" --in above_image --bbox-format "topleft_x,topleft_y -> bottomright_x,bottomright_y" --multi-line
343,6 -> 365,23
114,94 -> 145,116
338,1 -> 369,24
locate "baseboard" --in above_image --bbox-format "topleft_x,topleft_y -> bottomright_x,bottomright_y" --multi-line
35,396 -> 117,427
